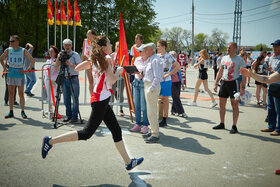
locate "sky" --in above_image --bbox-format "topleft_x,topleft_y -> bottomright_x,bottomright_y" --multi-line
153,0 -> 280,47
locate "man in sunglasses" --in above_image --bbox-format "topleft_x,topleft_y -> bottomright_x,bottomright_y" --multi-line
0,35 -> 35,119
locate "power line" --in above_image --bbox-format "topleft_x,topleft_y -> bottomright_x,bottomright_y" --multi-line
156,13 -> 190,21
196,0 -> 280,16
195,12 -> 280,25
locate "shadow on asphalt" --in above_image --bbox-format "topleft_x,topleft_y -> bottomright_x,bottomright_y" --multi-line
52,171 -> 152,187
165,125 -> 220,140
159,133 -> 215,155
238,132 -> 280,144
13,117 -> 53,130
0,123 -> 16,130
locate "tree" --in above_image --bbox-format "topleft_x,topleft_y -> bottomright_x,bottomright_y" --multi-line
0,0 -> 158,57
254,44 -> 270,51
182,29 -> 192,51
194,33 -> 208,51
210,28 -> 229,53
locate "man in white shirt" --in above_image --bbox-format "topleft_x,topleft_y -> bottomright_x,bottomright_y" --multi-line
213,42 -> 246,134
141,43 -> 164,143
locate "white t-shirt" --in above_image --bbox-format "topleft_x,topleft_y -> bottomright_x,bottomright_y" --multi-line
130,44 -> 144,56
157,52 -> 175,82
221,55 -> 246,81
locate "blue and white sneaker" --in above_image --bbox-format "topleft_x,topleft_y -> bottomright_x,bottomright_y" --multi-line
41,136 -> 52,159
125,157 -> 144,170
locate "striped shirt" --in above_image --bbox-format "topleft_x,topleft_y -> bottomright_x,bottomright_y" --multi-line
90,55 -> 113,103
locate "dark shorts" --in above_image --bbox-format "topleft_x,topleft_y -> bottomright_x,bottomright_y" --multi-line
198,71 -> 208,80
246,66 -> 251,69
255,80 -> 268,88
218,80 -> 239,98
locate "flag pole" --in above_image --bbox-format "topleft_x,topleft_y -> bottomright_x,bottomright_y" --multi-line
47,23 -> 49,50
67,0 -> 69,39
54,0 -> 56,46
47,2 -> 49,51
61,23 -> 62,50
73,4 -> 75,51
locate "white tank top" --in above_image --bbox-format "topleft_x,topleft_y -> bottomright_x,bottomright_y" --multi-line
83,39 -> 91,59
90,55 -> 113,103
8,47 -> 24,68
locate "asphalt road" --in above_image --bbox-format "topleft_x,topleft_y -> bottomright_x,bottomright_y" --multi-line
0,61 -> 279,187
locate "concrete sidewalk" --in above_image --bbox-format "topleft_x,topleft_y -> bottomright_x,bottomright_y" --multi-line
0,62 -> 279,187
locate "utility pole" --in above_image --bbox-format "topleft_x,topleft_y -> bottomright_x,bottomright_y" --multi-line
191,0 -> 194,65
233,0 -> 242,53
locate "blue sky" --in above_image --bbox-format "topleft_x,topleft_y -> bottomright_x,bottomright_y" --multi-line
153,0 -> 280,47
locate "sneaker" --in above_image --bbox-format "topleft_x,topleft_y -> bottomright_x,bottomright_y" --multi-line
171,112 -> 176,116
14,101 -> 19,106
211,101 -> 218,108
129,124 -> 141,132
159,120 -> 167,127
63,118 -> 71,122
213,123 -> 225,130
145,136 -> 160,143
229,125 -> 238,134
142,132 -> 152,139
239,101 -> 245,106
187,102 -> 197,106
4,102 -> 8,106
5,111 -> 14,119
41,136 -> 53,159
140,126 -> 149,134
125,157 -> 144,170
178,113 -> 188,118
119,110 -> 125,116
21,111 -> 27,119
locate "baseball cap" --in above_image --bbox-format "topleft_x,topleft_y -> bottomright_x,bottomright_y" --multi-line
271,39 -> 280,46
141,43 -> 155,51
63,39 -> 72,45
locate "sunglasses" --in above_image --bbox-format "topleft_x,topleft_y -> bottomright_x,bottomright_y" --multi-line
9,40 -> 16,43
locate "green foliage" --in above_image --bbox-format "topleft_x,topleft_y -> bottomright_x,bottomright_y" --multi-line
254,44 -> 270,51
0,0 -> 158,57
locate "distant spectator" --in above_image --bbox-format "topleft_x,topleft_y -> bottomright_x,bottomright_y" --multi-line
24,43 -> 36,97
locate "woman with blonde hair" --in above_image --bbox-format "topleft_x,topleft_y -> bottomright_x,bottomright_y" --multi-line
188,49 -> 217,108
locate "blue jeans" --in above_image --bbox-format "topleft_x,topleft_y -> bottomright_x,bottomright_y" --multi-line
63,76 -> 80,119
25,69 -> 36,93
132,79 -> 149,126
267,94 -> 280,132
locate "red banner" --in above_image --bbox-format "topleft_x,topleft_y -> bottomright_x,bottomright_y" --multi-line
177,53 -> 186,86
60,0 -> 67,25
47,0 -> 54,25
55,0 -> 60,25
67,0 -> 73,26
74,0 -> 81,26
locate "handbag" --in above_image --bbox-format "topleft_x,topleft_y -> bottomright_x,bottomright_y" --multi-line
268,84 -> 280,98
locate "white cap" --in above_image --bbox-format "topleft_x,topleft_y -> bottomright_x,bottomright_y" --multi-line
142,43 -> 155,51
63,39 -> 72,45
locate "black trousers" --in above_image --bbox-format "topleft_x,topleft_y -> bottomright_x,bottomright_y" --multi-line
171,82 -> 185,114
78,97 -> 122,142
214,66 -> 218,80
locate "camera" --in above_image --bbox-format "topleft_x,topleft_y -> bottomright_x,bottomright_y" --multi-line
59,51 -> 70,67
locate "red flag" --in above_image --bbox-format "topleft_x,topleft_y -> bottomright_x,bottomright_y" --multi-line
118,13 -> 129,76
74,0 -> 81,26
55,0 -> 60,25
60,0 -> 67,25
67,0 -> 73,26
47,0 -> 54,25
